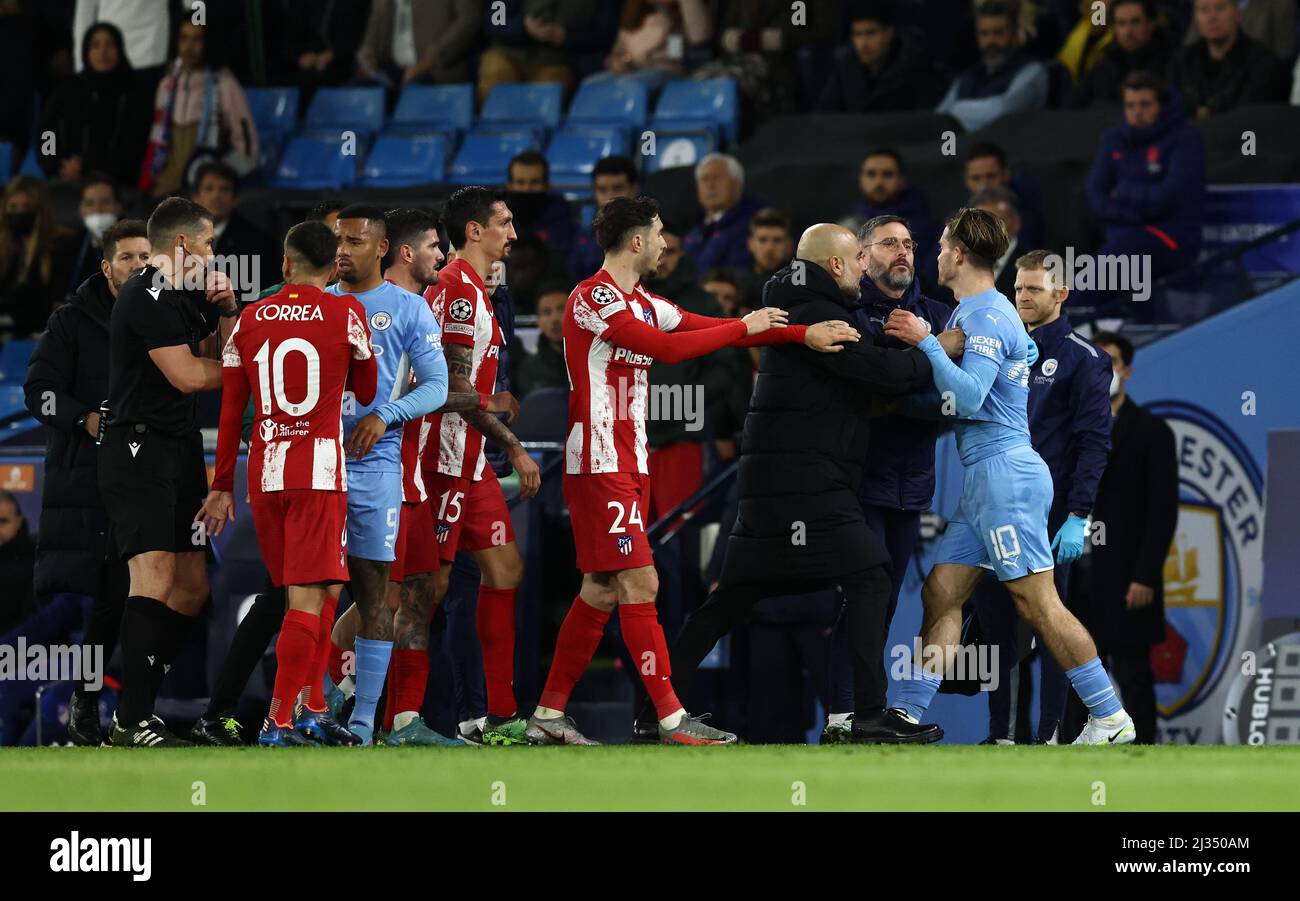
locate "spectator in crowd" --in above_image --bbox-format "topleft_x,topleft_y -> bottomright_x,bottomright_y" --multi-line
477,0 -> 621,102
191,161 -> 279,302
513,281 -> 570,398
139,19 -> 260,197
815,0 -> 948,113
505,150 -> 577,269
1056,0 -> 1114,80
269,0 -> 372,97
1086,71 -> 1204,288
741,206 -> 794,298
355,0 -> 481,90
683,153 -> 767,272
1073,0 -> 1177,106
1180,0 -> 1294,63
963,140 -> 1044,249
1064,331 -> 1177,744
1168,0 -> 1287,117
73,0 -> 171,87
0,491 -> 36,636
700,265 -> 747,317
22,218 -> 147,745
569,155 -> 639,279
595,0 -> 714,88
39,22 -> 154,187
850,149 -> 939,266
66,174 -> 125,294
937,1 -> 1049,132
0,176 -> 77,338
970,186 -> 1023,298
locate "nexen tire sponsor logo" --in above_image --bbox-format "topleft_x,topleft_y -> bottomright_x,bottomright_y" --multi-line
50,832 -> 151,881
254,304 -> 325,321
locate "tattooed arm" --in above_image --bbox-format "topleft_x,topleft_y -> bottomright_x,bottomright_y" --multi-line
440,343 -> 540,498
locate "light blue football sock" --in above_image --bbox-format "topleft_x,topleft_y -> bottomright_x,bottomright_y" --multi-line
1065,657 -> 1122,718
349,637 -> 393,733
892,665 -> 943,721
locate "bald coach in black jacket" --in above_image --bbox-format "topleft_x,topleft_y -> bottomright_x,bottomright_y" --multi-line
641,224 -> 963,743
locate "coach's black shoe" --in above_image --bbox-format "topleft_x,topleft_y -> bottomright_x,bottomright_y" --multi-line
67,691 -> 102,746
849,709 -> 943,744
190,715 -> 246,746
111,714 -> 193,748
630,716 -> 659,744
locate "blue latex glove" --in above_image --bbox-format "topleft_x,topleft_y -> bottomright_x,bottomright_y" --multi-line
1026,335 -> 1039,367
1051,513 -> 1088,564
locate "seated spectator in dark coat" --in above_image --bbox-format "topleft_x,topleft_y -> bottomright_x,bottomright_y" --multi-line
506,149 -> 576,268
477,0 -> 620,102
851,149 -> 939,266
513,281 -> 570,398
1074,0 -> 1177,107
970,186 -> 1024,300
39,22 -> 153,187
0,176 -> 78,338
65,175 -> 126,296
269,0 -> 372,96
1168,0 -> 1286,117
936,1 -> 1049,132
816,0 -> 947,112
683,153 -> 767,272
191,161 -> 280,303
1086,71 -> 1205,281
963,140 -> 1045,250
354,0 -> 480,89
740,207 -> 795,299
568,154 -> 638,280
1180,0 -> 1294,64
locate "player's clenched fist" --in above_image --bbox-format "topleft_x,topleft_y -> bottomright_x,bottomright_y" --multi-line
883,308 -> 931,345
205,268 -> 237,311
741,306 -> 789,335
805,320 -> 860,353
937,326 -> 966,359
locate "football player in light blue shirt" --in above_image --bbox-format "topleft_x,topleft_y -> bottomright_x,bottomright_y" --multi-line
882,209 -> 1134,745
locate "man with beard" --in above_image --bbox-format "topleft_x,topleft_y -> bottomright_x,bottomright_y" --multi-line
821,214 -> 954,742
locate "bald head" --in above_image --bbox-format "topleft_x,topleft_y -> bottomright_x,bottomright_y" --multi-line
797,224 -> 863,299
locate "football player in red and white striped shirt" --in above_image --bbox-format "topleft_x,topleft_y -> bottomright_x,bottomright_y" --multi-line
199,221 -> 377,747
422,187 -> 540,746
526,197 -> 858,745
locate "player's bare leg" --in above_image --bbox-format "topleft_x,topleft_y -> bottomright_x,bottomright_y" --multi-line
914,563 -> 987,675
1004,570 -> 1097,670
471,542 -> 528,744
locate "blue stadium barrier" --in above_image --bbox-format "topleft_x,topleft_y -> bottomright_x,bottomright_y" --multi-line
392,83 -> 474,134
566,78 -> 649,130
641,128 -> 716,174
650,78 -> 738,144
547,129 -> 631,189
245,86 -> 300,141
272,134 -> 359,189
303,86 -> 385,136
480,82 -> 564,132
0,340 -> 36,382
18,146 -> 43,178
448,131 -> 538,185
361,132 -> 450,187
0,142 -> 12,178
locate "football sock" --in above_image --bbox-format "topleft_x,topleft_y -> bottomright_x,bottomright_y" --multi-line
349,637 -> 393,732
476,586 -> 518,718
892,665 -> 943,722
1065,657 -> 1122,718
117,596 -> 190,724
206,588 -> 284,718
301,594 -> 338,713
392,647 -> 429,722
382,657 -> 399,731
617,602 -> 682,721
150,603 -> 199,697
268,610 -> 319,728
538,596 -> 610,713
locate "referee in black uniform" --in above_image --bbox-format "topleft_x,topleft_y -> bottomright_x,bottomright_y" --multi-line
99,197 -> 238,747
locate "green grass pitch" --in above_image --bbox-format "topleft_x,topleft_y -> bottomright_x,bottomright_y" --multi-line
2,745 -> 1298,812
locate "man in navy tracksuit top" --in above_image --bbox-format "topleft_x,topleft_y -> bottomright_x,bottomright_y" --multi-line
822,214 -> 952,742
974,249 -> 1112,743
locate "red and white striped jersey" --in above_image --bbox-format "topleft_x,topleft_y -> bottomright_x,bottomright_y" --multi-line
399,417 -> 432,503
563,269 -> 685,475
217,284 -> 373,494
422,258 -> 502,482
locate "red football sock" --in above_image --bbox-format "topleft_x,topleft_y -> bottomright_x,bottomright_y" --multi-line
476,586 -> 518,717
327,631 -> 347,686
539,596 -> 610,711
392,648 -> 429,717
268,609 -> 319,728
382,656 -> 399,731
618,602 -> 681,720
302,595 -> 337,713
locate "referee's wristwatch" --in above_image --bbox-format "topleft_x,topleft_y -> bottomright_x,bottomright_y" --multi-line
219,304 -> 241,318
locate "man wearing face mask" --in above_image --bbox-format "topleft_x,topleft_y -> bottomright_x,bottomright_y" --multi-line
24,219 -> 151,745
970,249 -> 1112,744
68,174 -> 125,293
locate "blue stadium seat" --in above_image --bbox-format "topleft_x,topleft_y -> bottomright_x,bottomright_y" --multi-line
304,86 -> 385,136
361,133 -> 449,187
641,128 -> 717,174
480,83 -> 564,132
272,134 -> 358,189
0,339 -> 36,382
448,132 -> 538,186
566,79 -> 649,130
0,143 -> 12,178
547,130 -> 632,189
18,146 -> 43,178
650,78 -> 738,144
245,87 -> 300,141
392,83 -> 474,133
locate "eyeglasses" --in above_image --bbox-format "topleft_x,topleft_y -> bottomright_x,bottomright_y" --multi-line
864,238 -> 917,253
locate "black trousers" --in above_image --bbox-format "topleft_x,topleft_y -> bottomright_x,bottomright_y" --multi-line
669,565 -> 893,717
1062,644 -> 1158,744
